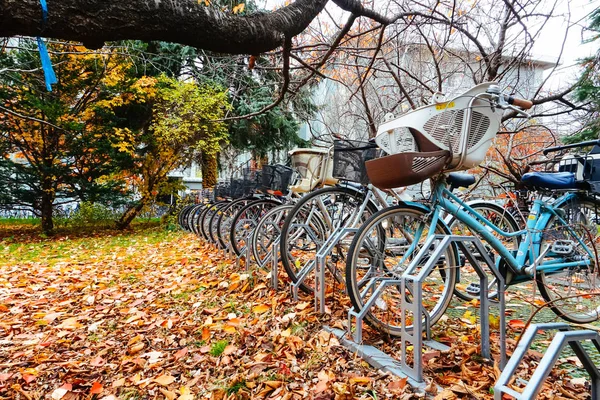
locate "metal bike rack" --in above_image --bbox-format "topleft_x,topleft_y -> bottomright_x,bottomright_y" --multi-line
268,236 -> 280,290
314,227 -> 358,313
289,226 -> 358,312
494,322 -> 600,399
348,234 -> 506,383
235,231 -> 254,270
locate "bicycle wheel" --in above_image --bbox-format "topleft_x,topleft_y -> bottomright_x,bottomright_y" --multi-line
179,205 -> 195,230
537,194 -> 600,323
199,202 -> 217,240
252,204 -> 294,268
345,204 -> 458,336
280,186 -> 379,295
447,201 -> 520,301
209,201 -> 234,245
202,201 -> 229,243
216,198 -> 253,250
230,199 -> 281,256
187,204 -> 205,235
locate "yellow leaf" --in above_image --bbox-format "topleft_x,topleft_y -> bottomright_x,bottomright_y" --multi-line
232,3 -> 245,13
349,377 -> 372,384
159,389 -> 177,400
223,325 -> 236,333
252,304 -> 270,314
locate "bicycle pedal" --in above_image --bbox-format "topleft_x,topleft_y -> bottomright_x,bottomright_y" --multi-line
551,240 -> 574,255
466,283 -> 481,295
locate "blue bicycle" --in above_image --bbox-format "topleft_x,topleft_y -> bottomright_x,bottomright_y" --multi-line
345,83 -> 600,335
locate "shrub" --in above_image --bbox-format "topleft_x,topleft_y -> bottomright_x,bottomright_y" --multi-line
68,202 -> 119,228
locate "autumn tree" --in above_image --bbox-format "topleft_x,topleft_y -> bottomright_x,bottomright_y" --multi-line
0,41 -> 136,233
92,75 -> 229,229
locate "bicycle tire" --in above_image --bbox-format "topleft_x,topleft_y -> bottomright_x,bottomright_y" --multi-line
201,201 -> 228,243
251,204 -> 295,268
179,205 -> 195,230
345,204 -> 458,336
209,201 -> 233,245
537,193 -> 600,323
216,198 -> 253,249
187,204 -> 205,235
280,186 -> 379,295
230,199 -> 282,256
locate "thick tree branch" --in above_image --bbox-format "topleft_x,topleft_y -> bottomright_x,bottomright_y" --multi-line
0,0 -> 328,53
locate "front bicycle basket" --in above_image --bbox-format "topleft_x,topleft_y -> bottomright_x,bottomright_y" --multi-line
332,139 -> 380,185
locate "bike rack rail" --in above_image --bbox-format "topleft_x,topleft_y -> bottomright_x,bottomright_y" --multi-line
494,322 -> 600,399
289,226 -> 358,312
269,236 -> 280,290
235,231 -> 254,270
348,234 -> 506,383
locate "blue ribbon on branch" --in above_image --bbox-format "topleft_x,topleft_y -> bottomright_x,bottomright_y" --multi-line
37,0 -> 57,92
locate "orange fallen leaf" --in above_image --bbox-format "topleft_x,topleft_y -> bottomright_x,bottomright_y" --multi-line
388,377 -> 407,391
90,382 -> 103,394
201,327 -> 211,341
174,347 -> 188,360
349,376 -> 371,384
508,319 -> 526,329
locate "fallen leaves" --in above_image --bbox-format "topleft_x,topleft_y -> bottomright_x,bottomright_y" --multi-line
0,225 -> 592,400
154,374 -> 175,386
252,304 -> 270,314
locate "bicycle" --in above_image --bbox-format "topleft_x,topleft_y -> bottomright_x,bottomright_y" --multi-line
279,139 -> 408,295
345,83 -> 600,336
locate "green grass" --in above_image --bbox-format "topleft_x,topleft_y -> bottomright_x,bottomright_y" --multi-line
0,217 -> 40,225
0,223 -> 181,266
209,340 -> 229,357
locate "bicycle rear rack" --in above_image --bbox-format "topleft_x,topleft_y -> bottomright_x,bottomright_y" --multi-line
347,234 -> 506,383
494,322 -> 600,399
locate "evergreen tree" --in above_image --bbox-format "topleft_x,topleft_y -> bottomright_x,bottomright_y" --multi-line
567,9 -> 600,143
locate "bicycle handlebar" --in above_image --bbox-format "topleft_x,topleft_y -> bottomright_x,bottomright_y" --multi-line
506,96 -> 533,110
543,139 -> 600,155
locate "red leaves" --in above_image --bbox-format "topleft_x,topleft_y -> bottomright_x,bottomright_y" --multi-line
89,381 -> 103,394
508,319 -> 526,329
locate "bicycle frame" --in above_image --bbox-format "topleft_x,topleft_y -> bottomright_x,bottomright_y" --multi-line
429,178 -> 593,285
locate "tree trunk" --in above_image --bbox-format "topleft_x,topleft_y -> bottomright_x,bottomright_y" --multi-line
40,178 -> 54,234
202,153 -> 218,188
116,201 -> 145,230
0,0 -> 328,53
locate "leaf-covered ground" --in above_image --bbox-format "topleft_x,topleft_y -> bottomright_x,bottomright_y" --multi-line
0,224 -> 593,399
